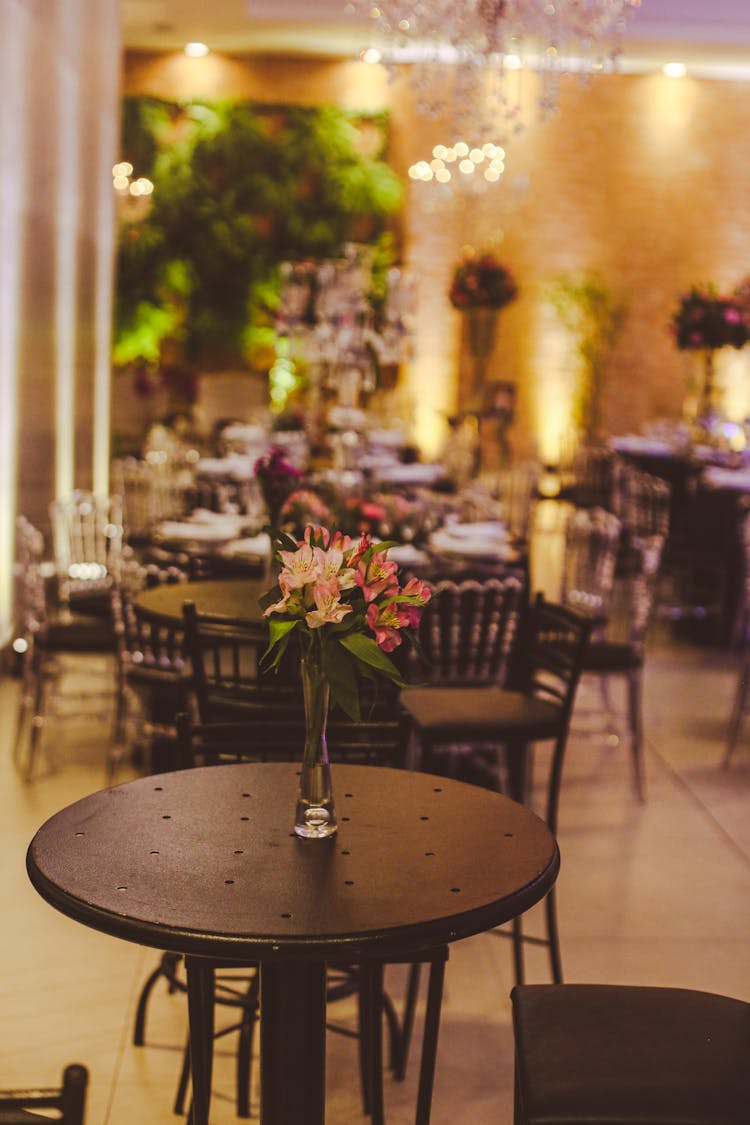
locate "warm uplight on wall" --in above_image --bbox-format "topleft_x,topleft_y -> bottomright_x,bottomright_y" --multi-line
663,62 -> 687,78
184,41 -> 210,58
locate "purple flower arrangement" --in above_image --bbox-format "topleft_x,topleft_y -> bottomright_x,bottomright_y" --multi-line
671,285 -> 750,351
449,250 -> 518,311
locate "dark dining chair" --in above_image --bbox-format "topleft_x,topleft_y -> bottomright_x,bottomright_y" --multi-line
724,505 -> 750,765
511,983 -> 750,1125
0,1063 -> 88,1124
401,594 -> 592,984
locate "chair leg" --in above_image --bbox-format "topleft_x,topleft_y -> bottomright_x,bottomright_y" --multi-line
415,952 -> 447,1125
26,663 -> 48,783
392,962 -> 421,1081
236,976 -> 259,1119
173,1034 -> 191,1117
133,953 -> 183,1046
359,962 -> 385,1125
724,653 -> 749,767
544,887 -> 563,984
626,668 -> 646,801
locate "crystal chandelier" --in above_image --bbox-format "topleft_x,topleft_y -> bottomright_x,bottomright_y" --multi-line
357,0 -> 642,185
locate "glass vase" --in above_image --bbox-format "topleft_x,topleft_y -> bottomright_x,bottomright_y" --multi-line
294,654 -> 337,839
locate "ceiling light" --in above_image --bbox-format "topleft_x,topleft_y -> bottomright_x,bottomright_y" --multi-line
663,61 -> 687,78
360,47 -> 382,63
184,42 -> 209,58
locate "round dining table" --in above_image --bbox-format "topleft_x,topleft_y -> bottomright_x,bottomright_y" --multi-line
135,576 -> 267,626
26,762 -> 559,1125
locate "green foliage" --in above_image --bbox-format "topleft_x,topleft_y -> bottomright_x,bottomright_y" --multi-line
115,97 -> 402,372
547,273 -> 628,439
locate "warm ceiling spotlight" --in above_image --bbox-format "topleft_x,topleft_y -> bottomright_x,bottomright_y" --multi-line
360,47 -> 382,63
663,61 -> 687,78
184,41 -> 209,58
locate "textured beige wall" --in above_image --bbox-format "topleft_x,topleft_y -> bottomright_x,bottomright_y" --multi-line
123,52 -> 750,460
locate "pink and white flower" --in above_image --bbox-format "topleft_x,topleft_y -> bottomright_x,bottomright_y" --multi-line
305,579 -> 353,629
355,550 -> 399,603
366,600 -> 409,652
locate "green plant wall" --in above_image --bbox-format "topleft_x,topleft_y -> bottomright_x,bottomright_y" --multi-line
114,97 -> 403,374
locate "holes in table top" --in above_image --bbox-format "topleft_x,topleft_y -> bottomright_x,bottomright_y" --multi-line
162,815 -> 171,820
504,832 -> 514,838
433,787 -> 443,793
344,792 -> 353,798
344,880 -> 355,887
242,792 -> 251,798
425,851 -> 435,857
450,887 -> 461,894
342,816 -> 350,823
234,849 -> 244,855
341,849 -> 351,856
150,850 -> 159,856
154,786 -> 163,792
225,879 -> 235,886
74,831 -> 85,837
420,816 -> 430,821
281,912 -> 292,919
117,885 -> 127,891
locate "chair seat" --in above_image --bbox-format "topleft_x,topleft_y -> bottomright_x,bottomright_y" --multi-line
582,639 -> 642,672
401,686 -> 562,743
41,612 -> 116,652
512,984 -> 750,1125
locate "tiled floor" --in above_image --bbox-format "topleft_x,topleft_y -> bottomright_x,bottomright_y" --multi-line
3,627 -> 750,1123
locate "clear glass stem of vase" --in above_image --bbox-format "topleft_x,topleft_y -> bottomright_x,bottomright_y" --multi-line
294,652 -> 337,839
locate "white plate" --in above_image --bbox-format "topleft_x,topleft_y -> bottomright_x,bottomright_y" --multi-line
430,529 -> 518,561
444,521 -> 508,542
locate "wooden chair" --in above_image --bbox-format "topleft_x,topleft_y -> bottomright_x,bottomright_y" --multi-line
49,490 -> 124,617
13,516 -> 117,782
0,1063 -> 88,1124
511,983 -> 750,1125
110,558 -> 191,775
578,533 -> 667,800
724,505 -> 750,765
401,594 -> 592,983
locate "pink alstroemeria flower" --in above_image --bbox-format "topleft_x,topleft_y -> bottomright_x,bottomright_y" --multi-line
317,546 -> 357,590
278,543 -> 322,591
305,579 -> 353,629
399,577 -> 432,627
356,551 -> 399,604
724,307 -> 741,323
366,601 -> 409,652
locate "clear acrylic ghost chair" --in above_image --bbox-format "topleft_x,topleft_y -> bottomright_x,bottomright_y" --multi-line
49,490 -> 124,617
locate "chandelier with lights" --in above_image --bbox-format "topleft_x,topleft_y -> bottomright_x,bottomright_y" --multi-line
356,0 -> 641,188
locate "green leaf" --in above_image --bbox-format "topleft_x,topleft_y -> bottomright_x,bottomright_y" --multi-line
261,618 -> 298,669
340,633 -> 406,686
258,585 -> 282,613
323,640 -> 360,721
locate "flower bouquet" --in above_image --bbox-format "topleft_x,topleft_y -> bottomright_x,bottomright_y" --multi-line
671,285 -> 749,351
254,446 -> 303,535
260,526 -> 431,838
449,250 -> 518,310
280,489 -> 333,539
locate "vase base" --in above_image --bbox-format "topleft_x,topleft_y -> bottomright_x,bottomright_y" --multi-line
294,801 -> 338,839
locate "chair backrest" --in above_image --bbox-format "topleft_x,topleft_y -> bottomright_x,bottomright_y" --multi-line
111,558 -> 188,679
623,533 -> 667,650
176,707 -> 409,771
0,1063 -> 88,1124
409,575 -> 524,688
49,491 -> 124,606
497,462 -> 540,544
620,467 -> 672,541
561,506 -> 621,625
182,601 -> 298,722
523,594 -> 593,831
14,515 -> 48,637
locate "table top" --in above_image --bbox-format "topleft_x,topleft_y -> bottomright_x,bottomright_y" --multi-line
136,577 -> 266,625
26,763 -> 559,963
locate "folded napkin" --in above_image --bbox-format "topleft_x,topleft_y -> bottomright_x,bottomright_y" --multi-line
225,533 -> 272,558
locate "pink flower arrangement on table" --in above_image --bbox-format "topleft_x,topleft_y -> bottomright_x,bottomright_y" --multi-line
260,526 -> 431,719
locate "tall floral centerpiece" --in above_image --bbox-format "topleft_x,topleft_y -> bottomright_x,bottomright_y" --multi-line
671,285 -> 749,430
254,447 -> 303,543
261,527 -> 431,839
449,249 -> 518,411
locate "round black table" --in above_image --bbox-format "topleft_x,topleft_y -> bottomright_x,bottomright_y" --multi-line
27,763 -> 559,1124
135,576 -> 266,625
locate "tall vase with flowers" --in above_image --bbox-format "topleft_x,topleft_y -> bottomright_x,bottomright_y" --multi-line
671,285 -> 749,433
260,527 -> 431,838
254,447 -> 304,550
449,249 -> 518,411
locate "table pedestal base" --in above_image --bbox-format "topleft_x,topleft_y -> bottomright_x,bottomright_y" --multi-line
260,960 -> 327,1124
